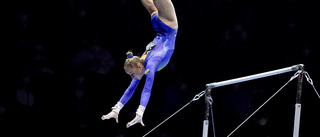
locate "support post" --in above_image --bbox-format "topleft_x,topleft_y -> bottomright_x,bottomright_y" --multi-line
293,66 -> 304,137
203,88 -> 212,137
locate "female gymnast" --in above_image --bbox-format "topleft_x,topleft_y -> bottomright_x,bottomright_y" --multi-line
101,0 -> 178,128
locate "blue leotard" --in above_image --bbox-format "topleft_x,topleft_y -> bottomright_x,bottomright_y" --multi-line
119,13 -> 178,107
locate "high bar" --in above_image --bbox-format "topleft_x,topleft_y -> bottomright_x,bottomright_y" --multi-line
206,64 -> 304,89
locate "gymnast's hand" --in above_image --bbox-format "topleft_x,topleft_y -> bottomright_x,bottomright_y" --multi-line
126,114 -> 145,128
101,102 -> 123,123
126,105 -> 146,128
101,111 -> 119,123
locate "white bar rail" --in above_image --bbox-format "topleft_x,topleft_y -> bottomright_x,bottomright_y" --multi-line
206,64 -> 303,89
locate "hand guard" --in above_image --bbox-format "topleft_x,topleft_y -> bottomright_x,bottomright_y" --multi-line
111,102 -> 124,114
126,105 -> 146,128
101,102 -> 124,123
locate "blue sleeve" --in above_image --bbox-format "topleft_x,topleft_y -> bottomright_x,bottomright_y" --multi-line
140,62 -> 158,107
119,78 -> 140,105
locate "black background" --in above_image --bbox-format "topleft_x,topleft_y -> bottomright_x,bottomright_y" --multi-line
1,0 -> 320,137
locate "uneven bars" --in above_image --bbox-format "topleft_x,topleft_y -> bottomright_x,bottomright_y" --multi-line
202,64 -> 304,137
206,64 -> 304,89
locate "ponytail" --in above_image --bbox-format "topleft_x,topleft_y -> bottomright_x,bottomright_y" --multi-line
126,51 -> 134,59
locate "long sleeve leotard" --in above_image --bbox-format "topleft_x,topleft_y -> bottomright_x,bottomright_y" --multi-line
119,13 -> 178,107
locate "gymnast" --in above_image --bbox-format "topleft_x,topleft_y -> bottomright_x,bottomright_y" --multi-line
101,0 -> 178,128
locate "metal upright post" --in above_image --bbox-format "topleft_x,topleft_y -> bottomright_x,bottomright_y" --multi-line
203,88 -> 211,137
293,65 -> 304,137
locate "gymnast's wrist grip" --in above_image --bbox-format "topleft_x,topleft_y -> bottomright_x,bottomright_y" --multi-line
136,105 -> 146,117
111,102 -> 124,114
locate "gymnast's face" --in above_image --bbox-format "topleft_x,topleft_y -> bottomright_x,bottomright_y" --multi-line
125,62 -> 144,80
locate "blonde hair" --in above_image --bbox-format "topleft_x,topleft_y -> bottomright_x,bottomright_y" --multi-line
124,51 -> 143,70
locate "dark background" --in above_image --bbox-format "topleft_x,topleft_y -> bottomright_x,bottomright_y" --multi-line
1,0 -> 320,137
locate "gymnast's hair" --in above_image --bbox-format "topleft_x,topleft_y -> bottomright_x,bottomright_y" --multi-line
124,51 -> 143,70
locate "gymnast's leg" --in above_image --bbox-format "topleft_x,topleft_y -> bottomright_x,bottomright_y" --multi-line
141,0 -> 178,29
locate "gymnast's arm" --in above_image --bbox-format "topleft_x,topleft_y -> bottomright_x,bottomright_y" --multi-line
126,61 -> 158,128
101,78 -> 140,122
119,78 -> 140,105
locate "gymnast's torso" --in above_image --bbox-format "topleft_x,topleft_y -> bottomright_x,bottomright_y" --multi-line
144,13 -> 178,72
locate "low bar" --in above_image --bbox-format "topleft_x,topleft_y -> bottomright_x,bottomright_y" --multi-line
206,64 -> 303,89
